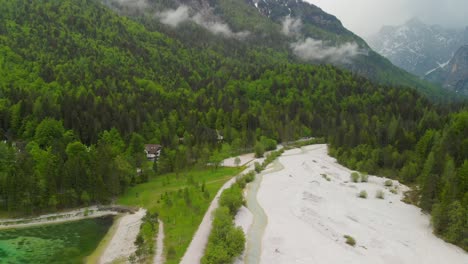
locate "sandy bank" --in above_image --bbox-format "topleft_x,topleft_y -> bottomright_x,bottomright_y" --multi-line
99,208 -> 146,264
0,206 -> 118,230
254,144 -> 467,264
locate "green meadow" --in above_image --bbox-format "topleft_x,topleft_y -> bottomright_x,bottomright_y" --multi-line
117,167 -> 243,264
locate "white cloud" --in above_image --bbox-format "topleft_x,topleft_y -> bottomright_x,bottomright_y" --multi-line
111,0 -> 148,9
156,6 -> 250,39
291,38 -> 361,64
156,6 -> 190,27
282,17 -> 302,36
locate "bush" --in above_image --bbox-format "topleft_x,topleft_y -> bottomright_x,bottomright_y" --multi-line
260,136 -> 277,151
244,171 -> 255,183
360,173 -> 369,182
321,174 -> 331,181
351,172 -> 360,183
202,207 -> 245,264
234,157 -> 241,167
254,142 -> 265,158
358,190 -> 368,199
219,185 -> 244,216
384,180 -> 393,187
254,162 -> 263,173
344,235 -> 356,246
376,190 -> 385,199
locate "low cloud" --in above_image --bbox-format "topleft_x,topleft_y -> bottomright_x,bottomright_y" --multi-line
156,6 -> 249,39
111,0 -> 148,9
282,17 -> 302,36
156,6 -> 190,27
192,14 -> 250,39
291,38 -> 361,64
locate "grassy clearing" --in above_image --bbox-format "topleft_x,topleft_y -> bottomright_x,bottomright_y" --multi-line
117,167 -> 242,264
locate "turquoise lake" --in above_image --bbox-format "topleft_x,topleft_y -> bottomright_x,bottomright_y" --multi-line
0,216 -> 114,264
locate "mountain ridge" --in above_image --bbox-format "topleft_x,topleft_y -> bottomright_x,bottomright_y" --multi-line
102,0 -> 450,99
368,18 -> 468,77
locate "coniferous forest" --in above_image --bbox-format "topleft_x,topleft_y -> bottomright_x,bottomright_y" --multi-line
0,0 -> 466,249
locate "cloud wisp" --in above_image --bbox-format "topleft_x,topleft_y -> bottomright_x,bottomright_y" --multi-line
291,38 -> 361,64
111,0 -> 148,10
281,15 -> 362,63
157,5 -> 190,27
156,6 -> 249,39
282,17 -> 302,36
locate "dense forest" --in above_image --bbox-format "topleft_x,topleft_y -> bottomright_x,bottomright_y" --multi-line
0,0 -> 466,249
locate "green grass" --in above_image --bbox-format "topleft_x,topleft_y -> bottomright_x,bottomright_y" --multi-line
117,167 -> 242,264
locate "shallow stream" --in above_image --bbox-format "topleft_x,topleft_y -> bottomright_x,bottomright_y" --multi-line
244,159 -> 284,264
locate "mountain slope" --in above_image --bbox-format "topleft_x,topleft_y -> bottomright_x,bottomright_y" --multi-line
426,45 -> 468,95
102,0 -> 449,99
369,18 -> 467,77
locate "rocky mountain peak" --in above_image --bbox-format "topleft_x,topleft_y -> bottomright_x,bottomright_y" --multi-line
368,18 -> 467,77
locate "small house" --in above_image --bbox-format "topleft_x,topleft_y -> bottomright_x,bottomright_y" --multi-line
144,144 -> 162,161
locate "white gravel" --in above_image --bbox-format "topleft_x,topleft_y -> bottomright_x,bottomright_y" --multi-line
99,208 -> 146,264
254,144 -> 468,264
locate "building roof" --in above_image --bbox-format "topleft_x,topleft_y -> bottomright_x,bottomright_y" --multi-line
145,144 -> 162,155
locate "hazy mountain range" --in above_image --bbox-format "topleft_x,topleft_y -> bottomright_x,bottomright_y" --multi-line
368,18 -> 468,95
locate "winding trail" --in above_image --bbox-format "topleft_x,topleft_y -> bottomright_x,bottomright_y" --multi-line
179,175 -> 239,264
154,219 -> 165,264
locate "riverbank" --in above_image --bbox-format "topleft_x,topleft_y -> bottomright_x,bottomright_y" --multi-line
0,206 -> 121,230
99,208 -> 146,264
248,144 -> 467,263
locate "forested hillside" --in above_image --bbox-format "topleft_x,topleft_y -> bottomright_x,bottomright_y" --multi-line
0,0 -> 466,250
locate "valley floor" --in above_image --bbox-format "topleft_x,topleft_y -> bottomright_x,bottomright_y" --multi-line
240,144 -> 467,264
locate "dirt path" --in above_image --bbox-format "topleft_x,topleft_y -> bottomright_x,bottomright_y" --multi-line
179,175 -> 239,264
0,206 -> 118,230
154,219 -> 165,264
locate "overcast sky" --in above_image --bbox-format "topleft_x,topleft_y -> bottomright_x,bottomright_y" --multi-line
305,0 -> 468,37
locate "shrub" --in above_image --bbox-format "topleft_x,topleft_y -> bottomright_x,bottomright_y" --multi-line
351,172 -> 360,183
390,188 -> 398,194
358,190 -> 368,199
244,171 -> 255,183
254,162 -> 263,173
234,157 -> 241,167
360,173 -> 369,182
254,142 -> 265,158
344,235 -> 356,246
219,185 -> 244,216
321,174 -> 331,181
260,136 -> 277,151
202,207 -> 245,264
376,190 -> 385,199
384,180 -> 393,187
